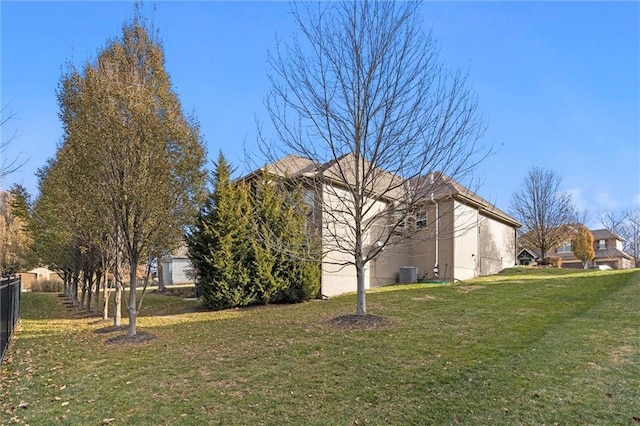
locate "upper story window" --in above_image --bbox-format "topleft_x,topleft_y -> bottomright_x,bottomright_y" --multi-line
416,210 -> 427,229
556,242 -> 572,253
597,239 -> 606,250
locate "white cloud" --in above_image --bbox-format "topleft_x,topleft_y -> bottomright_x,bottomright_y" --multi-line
566,187 -> 590,211
592,191 -> 619,211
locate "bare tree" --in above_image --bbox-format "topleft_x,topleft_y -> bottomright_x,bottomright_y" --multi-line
510,167 -> 576,261
0,103 -> 25,180
598,207 -> 640,266
597,209 -> 626,236
624,208 -> 640,267
263,1 -> 486,316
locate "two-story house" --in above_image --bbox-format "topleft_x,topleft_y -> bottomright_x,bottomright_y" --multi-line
517,228 -> 634,269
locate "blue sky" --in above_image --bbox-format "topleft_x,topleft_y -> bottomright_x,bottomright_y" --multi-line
1,1 -> 638,227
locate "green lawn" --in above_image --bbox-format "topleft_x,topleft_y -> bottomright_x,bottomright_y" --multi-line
2,268 -> 639,425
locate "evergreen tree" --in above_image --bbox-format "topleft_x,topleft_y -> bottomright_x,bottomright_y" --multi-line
249,174 -> 288,304
187,154 -> 253,310
189,160 -> 321,310
251,174 -> 320,303
274,182 -> 321,303
9,184 -> 32,223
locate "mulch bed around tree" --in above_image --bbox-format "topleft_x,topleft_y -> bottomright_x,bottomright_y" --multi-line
104,331 -> 157,345
326,314 -> 393,330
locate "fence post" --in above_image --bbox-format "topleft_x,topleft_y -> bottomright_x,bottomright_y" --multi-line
0,276 -> 21,368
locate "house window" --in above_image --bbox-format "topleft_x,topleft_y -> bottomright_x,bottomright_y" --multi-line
597,239 -> 606,250
416,210 -> 427,229
304,189 -> 314,208
393,210 -> 407,233
304,189 -> 316,224
556,242 -> 572,253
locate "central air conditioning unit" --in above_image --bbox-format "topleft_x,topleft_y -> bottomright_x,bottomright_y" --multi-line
399,266 -> 418,283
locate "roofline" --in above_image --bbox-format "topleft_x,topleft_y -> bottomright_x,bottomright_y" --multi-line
243,154 -> 520,227
451,190 -> 521,228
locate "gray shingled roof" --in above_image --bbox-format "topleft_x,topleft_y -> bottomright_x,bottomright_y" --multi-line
591,228 -> 623,241
251,154 -> 520,227
263,154 -> 319,178
595,247 -> 634,260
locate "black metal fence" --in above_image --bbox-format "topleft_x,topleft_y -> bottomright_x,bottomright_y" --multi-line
0,276 -> 21,366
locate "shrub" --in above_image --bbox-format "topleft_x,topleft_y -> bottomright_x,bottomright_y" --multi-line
31,280 -> 64,293
543,256 -> 562,268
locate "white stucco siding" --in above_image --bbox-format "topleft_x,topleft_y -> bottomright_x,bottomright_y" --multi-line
161,257 -> 195,285
160,261 -> 172,285
453,201 -> 479,280
478,213 -> 516,275
172,258 -> 194,284
320,183 -> 387,297
614,239 -> 624,250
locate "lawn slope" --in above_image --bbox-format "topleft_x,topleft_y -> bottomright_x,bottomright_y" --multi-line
2,268 -> 638,425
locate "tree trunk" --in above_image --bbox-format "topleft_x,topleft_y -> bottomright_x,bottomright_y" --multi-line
113,229 -> 121,326
157,261 -> 165,291
102,277 -> 110,321
93,270 -> 101,315
114,280 -> 122,327
80,277 -> 87,307
127,258 -> 138,336
72,273 -> 80,305
85,274 -> 92,313
356,259 -> 366,316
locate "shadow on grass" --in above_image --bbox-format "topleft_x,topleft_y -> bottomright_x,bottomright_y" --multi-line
104,330 -> 157,345
94,325 -> 128,334
326,313 -> 394,330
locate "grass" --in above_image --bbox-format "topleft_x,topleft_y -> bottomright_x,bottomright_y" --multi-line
1,267 -> 639,425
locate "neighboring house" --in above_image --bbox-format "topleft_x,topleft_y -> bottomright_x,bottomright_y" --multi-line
159,245 -> 195,286
247,154 -> 521,297
517,228 -> 635,269
558,229 -> 634,269
516,248 -> 539,266
17,267 -> 63,291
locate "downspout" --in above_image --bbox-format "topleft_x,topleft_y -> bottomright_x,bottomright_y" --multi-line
430,172 -> 439,279
434,199 -> 439,278
514,227 -> 518,266
476,211 -> 480,276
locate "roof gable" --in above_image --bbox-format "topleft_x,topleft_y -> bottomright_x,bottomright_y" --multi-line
411,172 -> 521,227
517,248 -> 540,259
